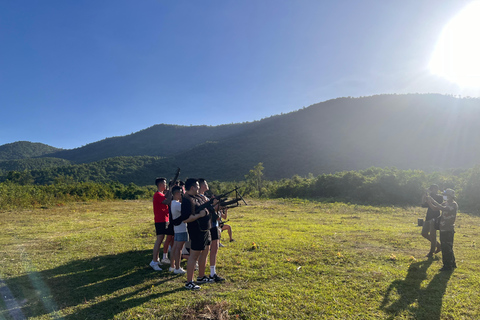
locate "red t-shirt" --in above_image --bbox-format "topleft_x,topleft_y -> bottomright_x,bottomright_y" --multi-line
153,191 -> 169,223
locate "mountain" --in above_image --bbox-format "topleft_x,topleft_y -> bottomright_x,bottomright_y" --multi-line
2,94 -> 480,184
44,123 -> 258,163
169,94 -> 480,180
0,141 -> 62,161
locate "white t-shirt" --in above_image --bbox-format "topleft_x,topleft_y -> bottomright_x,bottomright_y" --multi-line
171,200 -> 187,233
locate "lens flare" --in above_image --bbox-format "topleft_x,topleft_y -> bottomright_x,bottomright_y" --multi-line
430,1 -> 480,87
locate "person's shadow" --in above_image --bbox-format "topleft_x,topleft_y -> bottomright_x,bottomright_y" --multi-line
2,250 -> 185,319
380,259 -> 453,320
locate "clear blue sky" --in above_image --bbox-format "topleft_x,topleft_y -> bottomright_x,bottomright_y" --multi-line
1,0 -> 478,149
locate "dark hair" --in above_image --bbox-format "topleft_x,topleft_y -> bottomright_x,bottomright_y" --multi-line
185,178 -> 198,191
155,177 -> 166,186
198,178 -> 206,186
179,180 -> 185,186
172,186 -> 182,195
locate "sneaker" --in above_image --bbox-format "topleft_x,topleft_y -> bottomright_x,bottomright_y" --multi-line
219,243 -> 226,247
174,268 -> 186,274
209,274 -> 225,282
196,275 -> 214,284
149,261 -> 162,271
230,239 -> 235,242
161,258 -> 171,264
169,267 -> 175,272
185,281 -> 200,290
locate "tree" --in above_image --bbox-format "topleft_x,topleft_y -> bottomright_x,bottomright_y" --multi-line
245,162 -> 264,197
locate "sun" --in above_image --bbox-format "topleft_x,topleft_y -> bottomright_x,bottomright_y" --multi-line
430,1 -> 480,88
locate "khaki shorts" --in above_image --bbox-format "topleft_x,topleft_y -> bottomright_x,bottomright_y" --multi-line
422,219 -> 435,234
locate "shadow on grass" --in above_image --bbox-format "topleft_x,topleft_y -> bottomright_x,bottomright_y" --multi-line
3,250 -> 184,319
380,258 -> 453,320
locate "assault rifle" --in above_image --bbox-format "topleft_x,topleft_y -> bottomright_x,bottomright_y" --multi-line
169,167 -> 181,187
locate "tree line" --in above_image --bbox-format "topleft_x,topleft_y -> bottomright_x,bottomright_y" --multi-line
2,163 -> 480,214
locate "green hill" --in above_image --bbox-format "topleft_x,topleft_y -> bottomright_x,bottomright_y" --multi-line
0,141 -> 62,161
2,94 -> 480,184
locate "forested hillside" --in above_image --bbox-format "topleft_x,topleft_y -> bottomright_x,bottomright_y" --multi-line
43,123 -> 258,163
0,141 -> 61,160
2,94 -> 480,184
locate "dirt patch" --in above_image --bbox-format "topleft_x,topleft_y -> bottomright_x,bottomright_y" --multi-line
182,301 -> 231,320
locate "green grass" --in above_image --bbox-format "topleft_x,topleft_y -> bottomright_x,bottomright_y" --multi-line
1,199 -> 479,319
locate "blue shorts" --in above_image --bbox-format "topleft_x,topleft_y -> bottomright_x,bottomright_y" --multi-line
174,232 -> 189,242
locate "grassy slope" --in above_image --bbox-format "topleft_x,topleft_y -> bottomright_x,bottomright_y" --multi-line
1,200 -> 479,319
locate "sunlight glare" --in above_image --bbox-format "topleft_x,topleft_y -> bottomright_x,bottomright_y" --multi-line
430,1 -> 480,87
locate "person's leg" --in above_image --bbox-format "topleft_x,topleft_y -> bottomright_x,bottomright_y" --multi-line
198,245 -> 210,278
210,239 -> 219,276
175,241 -> 186,269
170,240 -> 179,270
152,234 -> 165,262
440,231 -> 455,270
162,235 -> 174,263
187,250 -> 202,282
422,220 -> 434,256
223,225 -> 233,241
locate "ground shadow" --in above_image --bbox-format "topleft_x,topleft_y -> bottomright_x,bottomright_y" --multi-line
2,250 -> 184,319
380,258 -> 453,319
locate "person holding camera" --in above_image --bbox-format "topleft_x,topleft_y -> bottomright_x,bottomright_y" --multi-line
426,188 -> 458,271
421,184 -> 443,257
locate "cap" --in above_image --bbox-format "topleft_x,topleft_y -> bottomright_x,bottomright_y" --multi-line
443,188 -> 455,197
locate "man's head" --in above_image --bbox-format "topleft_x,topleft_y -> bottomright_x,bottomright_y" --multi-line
155,177 -> 167,192
428,184 -> 439,193
172,186 -> 183,200
443,188 -> 456,201
198,178 -> 209,194
185,178 -> 199,195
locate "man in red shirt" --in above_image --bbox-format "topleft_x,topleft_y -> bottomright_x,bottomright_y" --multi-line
150,177 -> 172,271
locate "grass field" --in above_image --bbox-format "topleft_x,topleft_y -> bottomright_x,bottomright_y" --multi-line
1,199 -> 479,319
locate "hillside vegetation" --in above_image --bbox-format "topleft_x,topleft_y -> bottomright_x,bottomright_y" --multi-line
0,141 -> 61,161
1,94 -> 480,182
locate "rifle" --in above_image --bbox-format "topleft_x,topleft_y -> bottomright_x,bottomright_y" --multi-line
169,167 -> 181,187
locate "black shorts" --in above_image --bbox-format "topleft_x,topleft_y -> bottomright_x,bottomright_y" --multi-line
165,221 -> 174,236
188,224 -> 211,251
210,226 -> 220,241
155,222 -> 169,236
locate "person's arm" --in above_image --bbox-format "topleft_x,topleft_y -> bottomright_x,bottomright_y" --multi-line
426,195 -> 446,211
183,209 -> 207,223
162,189 -> 173,205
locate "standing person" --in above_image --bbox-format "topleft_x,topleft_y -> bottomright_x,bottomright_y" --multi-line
180,178 -> 212,290
169,186 -> 187,274
421,185 -> 443,257
149,177 -> 172,271
427,188 -> 458,271
198,179 -> 225,282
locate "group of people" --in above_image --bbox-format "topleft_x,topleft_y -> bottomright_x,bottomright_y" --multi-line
149,177 -> 234,290
421,184 -> 458,271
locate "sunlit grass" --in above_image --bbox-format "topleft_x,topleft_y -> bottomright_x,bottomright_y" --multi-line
1,199 -> 479,319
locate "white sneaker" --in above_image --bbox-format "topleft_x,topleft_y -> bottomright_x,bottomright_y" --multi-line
219,243 -> 226,247
174,268 -> 186,274
161,258 -> 171,264
169,267 -> 175,272
149,261 -> 162,271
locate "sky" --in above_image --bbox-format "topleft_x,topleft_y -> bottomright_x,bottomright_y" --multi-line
1,0 -> 479,149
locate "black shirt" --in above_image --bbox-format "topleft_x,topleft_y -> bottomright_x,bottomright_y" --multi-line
422,194 -> 443,221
